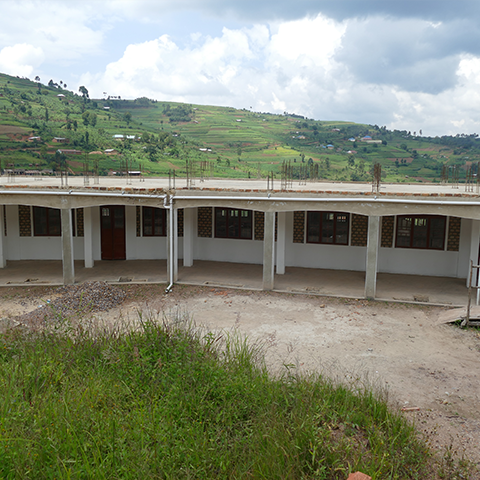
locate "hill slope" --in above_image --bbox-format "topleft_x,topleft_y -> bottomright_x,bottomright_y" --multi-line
1,72 -> 479,183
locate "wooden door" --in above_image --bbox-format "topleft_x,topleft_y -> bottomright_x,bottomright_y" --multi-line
100,206 -> 126,260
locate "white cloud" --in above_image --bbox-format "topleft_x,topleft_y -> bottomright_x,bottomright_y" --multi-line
0,44 -> 45,77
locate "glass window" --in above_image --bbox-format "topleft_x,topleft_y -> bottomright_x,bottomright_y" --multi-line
142,207 -> 166,236
395,216 -> 446,250
307,211 -> 350,245
215,208 -> 252,239
33,207 -> 61,236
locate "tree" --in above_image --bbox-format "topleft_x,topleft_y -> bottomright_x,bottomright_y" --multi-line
79,86 -> 89,101
123,112 -> 132,125
35,76 -> 40,82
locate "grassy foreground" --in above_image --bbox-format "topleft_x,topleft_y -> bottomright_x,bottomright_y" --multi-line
0,313 -> 468,479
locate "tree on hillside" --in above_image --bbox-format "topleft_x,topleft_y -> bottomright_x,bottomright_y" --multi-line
123,112 -> 132,125
35,76 -> 40,82
79,86 -> 89,102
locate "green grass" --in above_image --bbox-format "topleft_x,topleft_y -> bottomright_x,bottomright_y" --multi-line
1,310 -> 475,479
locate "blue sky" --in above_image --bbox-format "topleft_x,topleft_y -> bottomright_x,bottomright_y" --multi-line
1,0 -> 480,136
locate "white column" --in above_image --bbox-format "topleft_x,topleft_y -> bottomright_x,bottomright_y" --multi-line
0,206 -> 6,268
468,219 -> 480,287
61,208 -> 75,285
263,211 -> 275,290
365,215 -> 380,299
183,208 -> 195,267
83,207 -> 94,268
276,211 -> 286,275
167,206 -> 178,284
173,208 -> 178,282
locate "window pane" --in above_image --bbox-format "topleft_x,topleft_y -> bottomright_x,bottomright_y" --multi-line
412,217 -> 427,248
154,209 -> 164,236
307,211 -> 320,243
321,212 -> 334,244
48,209 -> 61,236
240,211 -> 252,239
33,207 -> 47,236
396,217 -> 412,247
215,209 -> 227,237
429,217 -> 446,249
143,208 -> 153,236
114,208 -> 124,229
228,210 -> 239,238
335,214 -> 349,245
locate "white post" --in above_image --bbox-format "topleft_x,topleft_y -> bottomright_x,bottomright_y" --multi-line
183,208 -> 194,267
0,206 -> 6,268
276,211 -> 286,275
468,220 -> 480,304
263,211 -> 275,290
83,207 -> 94,268
61,208 -> 75,285
365,215 -> 380,299
173,207 -> 178,282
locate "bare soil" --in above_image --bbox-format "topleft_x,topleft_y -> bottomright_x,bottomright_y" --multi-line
1,284 -> 479,468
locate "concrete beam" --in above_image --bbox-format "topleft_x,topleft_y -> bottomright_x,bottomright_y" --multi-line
263,211 -> 275,290
365,215 -> 380,299
61,208 -> 75,284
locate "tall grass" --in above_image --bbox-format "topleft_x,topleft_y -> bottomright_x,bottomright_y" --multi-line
0,312 -> 467,479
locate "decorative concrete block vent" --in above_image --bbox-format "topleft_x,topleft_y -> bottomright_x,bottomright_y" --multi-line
351,214 -> 368,247
177,208 -> 184,237
18,205 -> 31,236
254,212 -> 278,241
197,207 -> 213,237
136,206 -> 141,236
293,211 -> 305,243
447,216 -> 461,252
381,215 -> 395,248
254,211 -> 264,240
76,208 -> 84,237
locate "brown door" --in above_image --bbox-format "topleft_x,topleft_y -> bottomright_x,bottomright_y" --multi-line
100,206 -> 126,260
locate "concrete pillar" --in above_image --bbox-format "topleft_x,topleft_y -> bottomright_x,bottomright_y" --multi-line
167,207 -> 178,283
364,215 -> 380,299
183,207 -> 195,267
173,208 -> 178,282
276,211 -> 286,275
263,211 -> 275,290
468,219 -> 480,287
83,207 -> 94,268
0,206 -> 6,268
61,208 -> 75,285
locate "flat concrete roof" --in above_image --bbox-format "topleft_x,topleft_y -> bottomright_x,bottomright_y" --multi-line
0,175 -> 479,198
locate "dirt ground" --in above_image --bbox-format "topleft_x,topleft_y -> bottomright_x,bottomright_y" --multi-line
1,284 -> 479,468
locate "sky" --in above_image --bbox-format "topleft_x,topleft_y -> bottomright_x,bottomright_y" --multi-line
1,0 -> 480,136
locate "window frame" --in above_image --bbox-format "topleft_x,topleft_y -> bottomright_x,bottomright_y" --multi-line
142,206 -> 166,237
33,206 -> 61,237
395,215 -> 447,250
306,211 -> 350,245
214,207 -> 253,240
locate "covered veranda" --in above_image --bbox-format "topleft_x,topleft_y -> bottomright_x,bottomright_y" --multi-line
0,259 -> 468,306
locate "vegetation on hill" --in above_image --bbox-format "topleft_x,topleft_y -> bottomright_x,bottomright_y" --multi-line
1,309 -> 475,479
1,72 -> 480,183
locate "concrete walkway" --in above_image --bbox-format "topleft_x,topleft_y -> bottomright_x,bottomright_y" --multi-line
0,260 -> 469,306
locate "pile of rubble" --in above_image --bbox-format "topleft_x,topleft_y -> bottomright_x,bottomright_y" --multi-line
15,281 -> 126,327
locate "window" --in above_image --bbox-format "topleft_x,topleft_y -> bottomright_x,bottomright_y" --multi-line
33,207 -> 61,236
307,211 -> 349,245
395,215 -> 446,250
215,208 -> 252,239
142,207 -> 166,236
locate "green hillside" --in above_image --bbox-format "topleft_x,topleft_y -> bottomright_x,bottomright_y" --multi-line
1,72 -> 479,183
